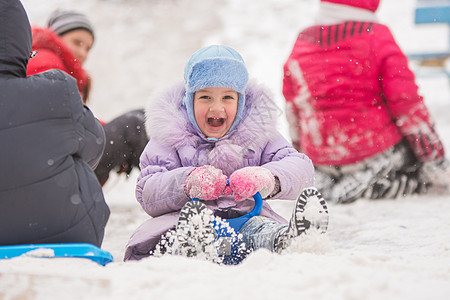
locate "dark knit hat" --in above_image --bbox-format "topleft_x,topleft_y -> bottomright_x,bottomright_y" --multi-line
47,10 -> 94,38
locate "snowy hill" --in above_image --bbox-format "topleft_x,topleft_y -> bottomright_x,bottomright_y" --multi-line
1,0 -> 449,299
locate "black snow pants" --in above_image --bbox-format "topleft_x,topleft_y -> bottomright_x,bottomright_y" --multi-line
95,109 -> 149,186
314,140 -> 427,203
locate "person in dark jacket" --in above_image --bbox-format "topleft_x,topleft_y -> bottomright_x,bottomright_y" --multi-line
26,9 -> 149,186
0,0 -> 109,247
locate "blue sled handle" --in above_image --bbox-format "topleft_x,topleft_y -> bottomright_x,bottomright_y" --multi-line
225,191 -> 263,232
191,178 -> 263,233
0,243 -> 113,266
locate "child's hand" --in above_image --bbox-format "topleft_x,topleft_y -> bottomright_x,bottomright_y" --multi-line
185,165 -> 228,200
229,167 -> 275,201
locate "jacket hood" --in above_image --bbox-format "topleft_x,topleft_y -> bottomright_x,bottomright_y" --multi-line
0,0 -> 32,78
29,27 -> 89,93
316,1 -> 379,24
145,80 -> 281,174
182,45 -> 249,135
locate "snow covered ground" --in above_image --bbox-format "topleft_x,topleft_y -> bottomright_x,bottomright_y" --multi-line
1,0 -> 450,299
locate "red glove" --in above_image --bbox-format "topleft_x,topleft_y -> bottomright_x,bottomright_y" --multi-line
185,165 -> 228,200
229,167 -> 275,201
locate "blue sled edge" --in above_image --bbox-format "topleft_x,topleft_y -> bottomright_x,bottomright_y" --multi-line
0,243 -> 113,266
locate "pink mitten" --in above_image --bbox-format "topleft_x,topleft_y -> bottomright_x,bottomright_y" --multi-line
185,165 -> 228,200
229,167 -> 275,201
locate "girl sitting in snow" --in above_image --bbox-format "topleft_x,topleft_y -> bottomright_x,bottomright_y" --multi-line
124,45 -> 329,263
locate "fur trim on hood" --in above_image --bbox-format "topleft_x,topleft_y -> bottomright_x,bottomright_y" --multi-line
145,80 -> 282,175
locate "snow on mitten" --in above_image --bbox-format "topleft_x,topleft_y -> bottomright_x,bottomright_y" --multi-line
185,165 -> 228,200
418,158 -> 450,192
229,167 -> 275,201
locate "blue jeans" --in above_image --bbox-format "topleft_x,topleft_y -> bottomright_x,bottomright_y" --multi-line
239,216 -> 287,252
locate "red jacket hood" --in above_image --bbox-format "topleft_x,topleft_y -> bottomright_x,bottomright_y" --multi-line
27,26 -> 89,99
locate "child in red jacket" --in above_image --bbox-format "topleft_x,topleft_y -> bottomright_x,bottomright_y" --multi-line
27,9 -> 149,186
283,0 -> 450,203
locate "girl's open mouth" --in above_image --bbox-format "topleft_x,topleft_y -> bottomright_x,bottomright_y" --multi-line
207,117 -> 225,127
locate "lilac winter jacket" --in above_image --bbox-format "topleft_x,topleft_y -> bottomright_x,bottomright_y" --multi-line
124,81 -> 314,261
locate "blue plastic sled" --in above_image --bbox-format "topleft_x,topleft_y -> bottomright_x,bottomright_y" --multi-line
191,192 -> 263,235
191,180 -> 263,264
191,178 -> 263,234
212,192 -> 263,235
0,243 -> 113,266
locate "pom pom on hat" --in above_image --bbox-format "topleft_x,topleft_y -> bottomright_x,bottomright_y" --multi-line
183,45 -> 249,136
320,0 -> 380,12
47,10 -> 94,38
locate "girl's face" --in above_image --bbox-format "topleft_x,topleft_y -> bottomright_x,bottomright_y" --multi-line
194,87 -> 239,139
61,29 -> 94,65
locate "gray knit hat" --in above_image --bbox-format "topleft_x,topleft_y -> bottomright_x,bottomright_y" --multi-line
47,10 -> 94,38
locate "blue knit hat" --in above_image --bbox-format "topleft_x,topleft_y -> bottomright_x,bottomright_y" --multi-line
183,45 -> 249,137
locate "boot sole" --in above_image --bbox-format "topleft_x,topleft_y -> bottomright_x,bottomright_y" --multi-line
292,187 -> 329,235
175,201 -> 215,257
